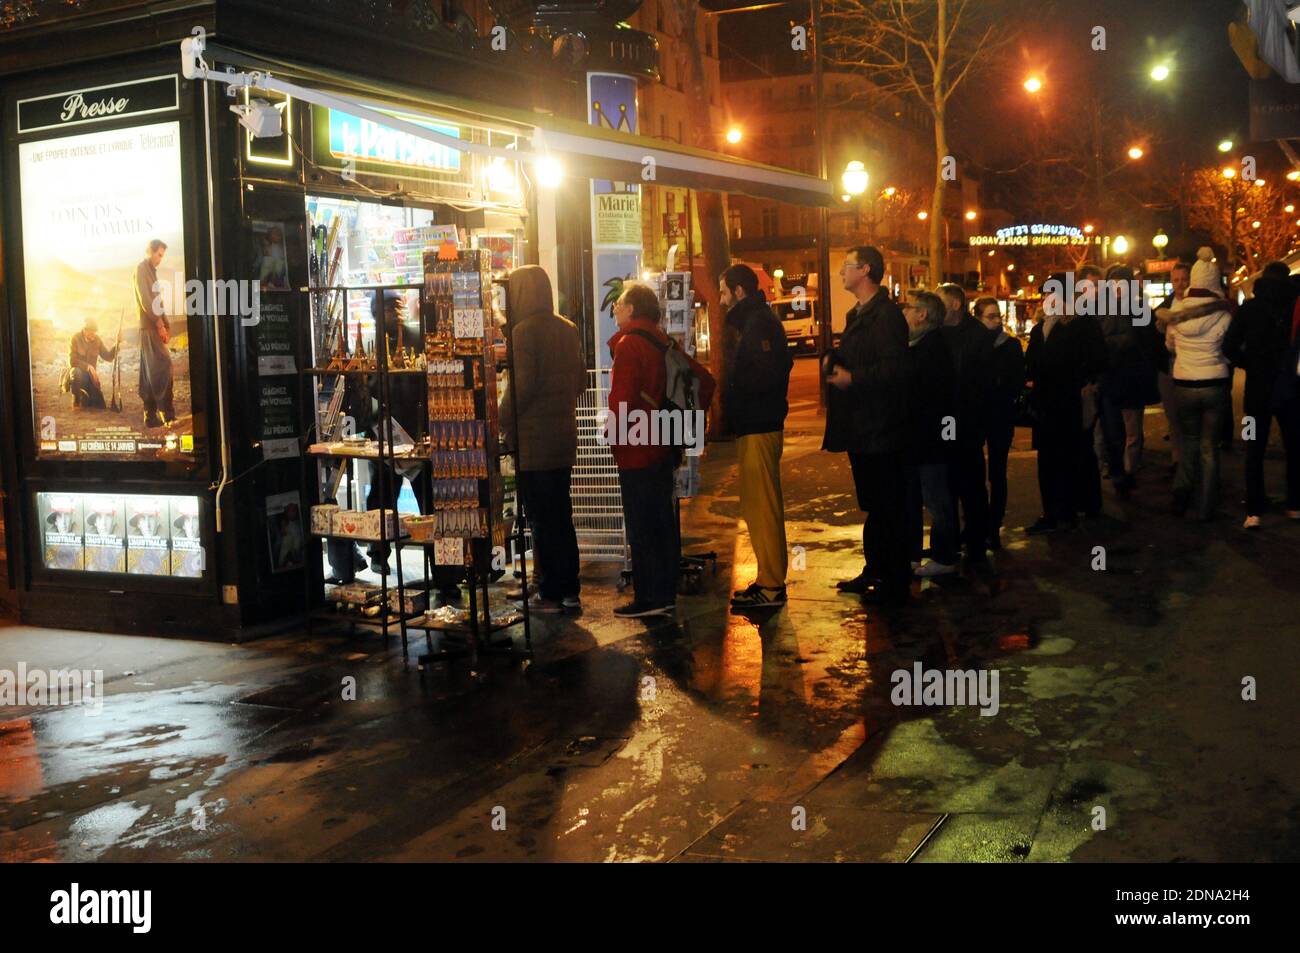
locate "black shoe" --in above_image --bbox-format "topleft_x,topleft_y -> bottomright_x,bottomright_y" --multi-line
731,584 -> 787,609
836,570 -> 876,593
1025,517 -> 1057,536
614,601 -> 675,619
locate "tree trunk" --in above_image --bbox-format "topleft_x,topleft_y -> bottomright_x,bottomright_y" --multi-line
673,0 -> 732,437
930,103 -> 947,287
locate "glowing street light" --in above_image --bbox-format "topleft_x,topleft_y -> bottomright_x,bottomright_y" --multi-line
1288,170 -> 1300,182
1153,231 -> 1169,250
1286,204 -> 1295,213
1252,220 -> 1262,229
725,127 -> 742,144
1223,167 -> 1237,179
1024,76 -> 1043,94
841,160 -> 869,195
1083,223 -> 1095,234
1113,235 -> 1130,256
917,210 -> 929,221
1006,263 -> 1016,271
965,209 -> 978,221
883,186 -> 897,197
1127,145 -> 1145,160
534,155 -> 563,188
1255,178 -> 1266,187
1150,63 -> 1171,82
1218,139 -> 1234,153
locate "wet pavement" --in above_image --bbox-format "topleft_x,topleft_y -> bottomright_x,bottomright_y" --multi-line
2,359 -> 1298,862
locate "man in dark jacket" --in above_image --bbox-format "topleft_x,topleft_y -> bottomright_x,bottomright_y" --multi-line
1224,261 -> 1300,527
973,296 -> 1025,550
1097,264 -> 1158,497
823,245 -> 912,605
938,282 -> 994,563
719,263 -> 794,609
500,265 -> 588,610
902,291 -> 959,577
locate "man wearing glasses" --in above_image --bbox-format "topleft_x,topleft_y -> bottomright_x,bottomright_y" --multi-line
822,246 -> 912,606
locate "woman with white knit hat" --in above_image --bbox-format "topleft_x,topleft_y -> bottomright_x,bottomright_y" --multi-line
1162,247 -> 1234,520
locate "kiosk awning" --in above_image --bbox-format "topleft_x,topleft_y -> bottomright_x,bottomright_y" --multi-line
189,40 -> 833,208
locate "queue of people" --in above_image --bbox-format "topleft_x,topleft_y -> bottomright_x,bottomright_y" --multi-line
499,243 -> 1300,620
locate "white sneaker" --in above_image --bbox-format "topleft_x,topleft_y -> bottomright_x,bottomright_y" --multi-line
1243,515 -> 1262,530
917,560 -> 958,578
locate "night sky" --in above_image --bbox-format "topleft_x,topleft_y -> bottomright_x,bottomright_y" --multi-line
718,0 -> 1256,173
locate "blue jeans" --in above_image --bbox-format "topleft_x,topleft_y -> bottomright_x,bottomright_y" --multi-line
1173,382 -> 1230,519
906,462 -> 959,565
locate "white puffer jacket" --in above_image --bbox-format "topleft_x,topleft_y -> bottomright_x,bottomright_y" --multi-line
1167,295 -> 1232,382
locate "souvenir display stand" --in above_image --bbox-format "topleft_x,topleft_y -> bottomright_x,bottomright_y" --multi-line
299,236 -> 530,671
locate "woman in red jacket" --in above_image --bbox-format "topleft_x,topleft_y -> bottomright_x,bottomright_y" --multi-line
606,282 -> 713,618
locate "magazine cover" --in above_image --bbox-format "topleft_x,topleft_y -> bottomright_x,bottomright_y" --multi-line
125,495 -> 169,575
82,493 -> 126,573
265,491 -> 304,573
168,496 -> 203,577
38,492 -> 84,571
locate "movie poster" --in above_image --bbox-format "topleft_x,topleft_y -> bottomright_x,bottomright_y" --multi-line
38,493 -> 84,571
125,495 -> 170,575
265,490 -> 305,573
169,495 -> 203,577
83,493 -> 126,573
19,120 -> 193,461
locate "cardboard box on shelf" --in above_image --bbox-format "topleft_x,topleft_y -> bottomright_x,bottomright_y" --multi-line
311,504 -> 340,535
331,508 -> 399,541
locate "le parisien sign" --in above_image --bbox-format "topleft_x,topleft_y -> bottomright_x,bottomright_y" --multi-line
17,75 -> 179,135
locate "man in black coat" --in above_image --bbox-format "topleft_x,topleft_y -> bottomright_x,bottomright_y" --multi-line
823,245 -> 912,604
938,282 -> 995,563
973,296 -> 1025,550
719,263 -> 794,608
1224,261 -> 1300,527
902,291 -> 959,577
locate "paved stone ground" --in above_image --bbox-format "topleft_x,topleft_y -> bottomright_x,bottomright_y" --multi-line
1,359 -> 1297,862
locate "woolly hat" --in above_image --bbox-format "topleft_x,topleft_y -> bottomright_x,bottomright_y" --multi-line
1189,247 -> 1222,295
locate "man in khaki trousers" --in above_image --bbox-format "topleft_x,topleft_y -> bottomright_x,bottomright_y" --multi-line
718,264 -> 793,609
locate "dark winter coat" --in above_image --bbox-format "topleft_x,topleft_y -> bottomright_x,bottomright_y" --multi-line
499,265 -> 588,471
940,314 -> 996,448
723,293 -> 793,436
988,331 -> 1026,435
1025,316 -> 1108,447
822,290 -> 910,455
904,327 -> 956,465
1223,275 -> 1299,407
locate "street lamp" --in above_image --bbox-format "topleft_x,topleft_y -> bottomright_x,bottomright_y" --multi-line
533,155 -> 563,188
1127,145 -> 1145,160
1153,231 -> 1169,251
1222,167 -> 1237,179
841,160 -> 868,196
1084,223 -> 1095,234
1218,139 -> 1234,153
964,209 -> 977,221
1113,235 -> 1130,256
917,210 -> 928,221
1024,76 -> 1042,94
1150,63 -> 1171,82
883,186 -> 897,198
725,127 -> 742,145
